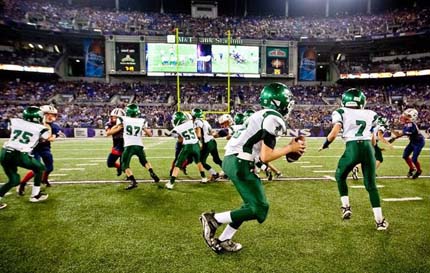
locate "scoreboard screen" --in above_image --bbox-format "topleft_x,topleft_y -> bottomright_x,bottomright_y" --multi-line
212,45 -> 259,74
266,47 -> 289,75
115,43 -> 140,72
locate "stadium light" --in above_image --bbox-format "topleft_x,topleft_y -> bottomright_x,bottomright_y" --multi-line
75,59 -> 80,63
54,45 -> 61,53
336,53 -> 342,61
28,43 -> 34,49
37,44 -> 43,49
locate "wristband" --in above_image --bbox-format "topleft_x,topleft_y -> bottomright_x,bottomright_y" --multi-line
322,138 -> 332,149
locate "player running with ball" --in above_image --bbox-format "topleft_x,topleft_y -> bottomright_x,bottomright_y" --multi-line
199,83 -> 305,253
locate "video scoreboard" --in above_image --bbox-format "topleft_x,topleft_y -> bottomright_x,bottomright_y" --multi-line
115,43 -> 140,72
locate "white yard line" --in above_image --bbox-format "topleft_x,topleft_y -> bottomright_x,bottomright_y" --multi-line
350,185 -> 385,188
323,175 -> 336,181
60,168 -> 85,171
313,170 -> 336,173
76,163 -> 99,166
300,165 -> 323,168
383,197 -> 423,202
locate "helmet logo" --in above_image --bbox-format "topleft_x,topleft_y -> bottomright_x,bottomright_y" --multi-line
272,99 -> 280,107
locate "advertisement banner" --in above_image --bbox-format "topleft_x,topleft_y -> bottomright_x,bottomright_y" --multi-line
298,46 -> 317,81
84,39 -> 105,77
115,43 -> 140,72
266,47 -> 289,75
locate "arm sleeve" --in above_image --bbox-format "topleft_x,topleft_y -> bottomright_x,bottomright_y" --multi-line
40,128 -> 50,140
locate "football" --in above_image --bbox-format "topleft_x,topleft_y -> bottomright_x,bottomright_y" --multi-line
286,136 -> 306,163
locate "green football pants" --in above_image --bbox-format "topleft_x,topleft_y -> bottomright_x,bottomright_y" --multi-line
335,140 -> 381,207
223,155 -> 269,227
0,148 -> 44,197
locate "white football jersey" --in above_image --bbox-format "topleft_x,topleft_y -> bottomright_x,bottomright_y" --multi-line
225,109 -> 287,160
4,118 -> 50,153
193,118 -> 214,143
119,116 -> 148,147
332,107 -> 378,142
173,120 -> 199,145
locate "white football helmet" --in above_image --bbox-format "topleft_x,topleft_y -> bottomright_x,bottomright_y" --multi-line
402,108 -> 418,122
40,105 -> 58,115
218,114 -> 233,125
110,108 -> 125,117
184,112 -> 192,120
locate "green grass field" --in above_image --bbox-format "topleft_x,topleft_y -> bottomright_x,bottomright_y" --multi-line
212,45 -> 259,74
147,43 -> 197,72
0,137 -> 429,273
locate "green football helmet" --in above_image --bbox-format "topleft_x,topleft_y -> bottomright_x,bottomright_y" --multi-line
23,106 -> 43,124
234,113 -> 245,125
341,88 -> 366,109
172,112 -> 188,127
259,83 -> 295,117
191,108 -> 204,119
125,104 -> 140,117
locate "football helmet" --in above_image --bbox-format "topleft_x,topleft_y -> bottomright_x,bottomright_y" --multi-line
234,113 -> 245,125
341,88 -> 366,109
125,104 -> 140,117
172,112 -> 187,127
259,83 -> 295,117
40,105 -> 58,115
402,108 -> 418,122
191,108 -> 204,119
110,108 -> 125,117
23,106 -> 44,124
218,114 -> 233,126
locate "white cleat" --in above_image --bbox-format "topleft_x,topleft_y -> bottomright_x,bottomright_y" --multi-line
165,182 -> 174,190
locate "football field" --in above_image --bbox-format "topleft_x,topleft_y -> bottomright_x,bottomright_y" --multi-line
0,137 -> 429,273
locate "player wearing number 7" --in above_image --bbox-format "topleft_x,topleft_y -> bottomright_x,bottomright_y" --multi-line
319,88 -> 388,231
111,104 -> 160,190
0,107 -> 50,209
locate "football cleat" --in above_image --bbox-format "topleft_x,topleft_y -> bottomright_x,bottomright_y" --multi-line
116,167 -> 122,177
274,172 -> 282,179
201,177 -> 208,184
42,180 -> 51,187
212,238 -> 243,253
210,173 -> 220,182
17,184 -> 26,196
266,170 -> 273,181
125,181 -> 138,190
199,212 -> 220,248
376,219 -> 389,231
150,172 -> 160,183
351,167 -> 359,180
180,167 -> 188,175
0,203 -> 7,210
29,192 -> 49,203
407,169 -> 415,178
341,206 -> 352,220
165,182 -> 174,190
412,170 -> 422,179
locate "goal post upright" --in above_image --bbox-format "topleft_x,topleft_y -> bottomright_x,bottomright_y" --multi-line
176,27 -> 180,112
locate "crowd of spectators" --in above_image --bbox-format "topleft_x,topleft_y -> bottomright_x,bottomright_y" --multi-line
2,0 -> 430,41
0,79 -> 429,131
339,56 -> 430,74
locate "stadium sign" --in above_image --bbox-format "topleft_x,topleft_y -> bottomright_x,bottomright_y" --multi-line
167,35 -> 243,45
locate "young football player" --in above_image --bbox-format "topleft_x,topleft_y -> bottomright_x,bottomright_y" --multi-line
199,83 -> 305,253
319,88 -> 388,230
0,107 -> 50,209
105,108 -> 125,177
166,111 -> 207,190
389,108 -> 424,179
18,105 -> 61,195
111,104 -> 160,190
192,108 -> 223,181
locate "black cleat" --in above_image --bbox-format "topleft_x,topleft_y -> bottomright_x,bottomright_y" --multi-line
407,169 -> 415,178
150,172 -> 160,183
116,167 -> 122,176
211,238 -> 243,254
42,180 -> 51,187
125,182 -> 138,190
266,170 -> 273,181
199,212 -> 220,248
210,173 -> 220,182
341,206 -> 352,220
17,183 -> 26,196
412,170 -> 422,179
